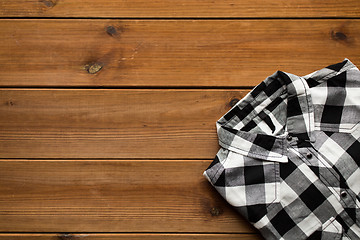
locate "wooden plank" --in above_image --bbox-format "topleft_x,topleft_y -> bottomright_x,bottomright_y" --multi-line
0,0 -> 359,18
0,160 -> 256,233
0,89 -> 247,159
0,233 -> 264,240
0,19 -> 359,87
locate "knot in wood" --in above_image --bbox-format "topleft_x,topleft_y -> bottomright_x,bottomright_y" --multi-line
210,207 -> 222,216
229,98 -> 240,108
106,25 -> 117,36
331,30 -> 347,41
39,0 -> 57,8
85,62 -> 103,74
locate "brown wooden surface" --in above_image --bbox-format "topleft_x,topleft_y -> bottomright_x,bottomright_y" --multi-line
0,0 -> 359,18
0,160 -> 254,232
0,89 -> 247,159
0,20 -> 359,87
1,0 -> 358,239
0,233 -> 263,240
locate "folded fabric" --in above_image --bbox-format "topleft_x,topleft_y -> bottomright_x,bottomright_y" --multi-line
204,59 -> 360,240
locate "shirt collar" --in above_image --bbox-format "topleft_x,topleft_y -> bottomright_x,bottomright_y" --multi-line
277,70 -> 315,142
216,59 -> 356,163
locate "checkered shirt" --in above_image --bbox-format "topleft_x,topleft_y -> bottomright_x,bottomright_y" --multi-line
204,59 -> 360,240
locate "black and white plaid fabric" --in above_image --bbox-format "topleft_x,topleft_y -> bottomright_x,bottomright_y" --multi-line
204,59 -> 360,239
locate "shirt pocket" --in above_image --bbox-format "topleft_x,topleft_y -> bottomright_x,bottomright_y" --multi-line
205,148 -> 281,208
308,217 -> 343,240
316,120 -> 359,134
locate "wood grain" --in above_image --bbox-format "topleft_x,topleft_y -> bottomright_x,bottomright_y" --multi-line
1,1 -> 357,237
0,160 -> 256,233
0,233 -> 264,240
0,0 -> 359,18
0,89 -> 248,159
0,20 -> 359,87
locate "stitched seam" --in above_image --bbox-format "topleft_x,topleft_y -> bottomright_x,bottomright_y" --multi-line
208,149 -> 229,183
299,77 -> 314,140
322,217 -> 341,235
309,62 -> 355,83
268,161 -> 280,206
218,138 -> 284,159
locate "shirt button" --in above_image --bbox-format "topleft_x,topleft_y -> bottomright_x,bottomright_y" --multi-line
341,191 -> 347,198
306,153 -> 313,159
287,135 -> 292,141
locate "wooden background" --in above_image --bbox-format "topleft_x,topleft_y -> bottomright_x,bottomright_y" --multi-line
0,1 -> 359,239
